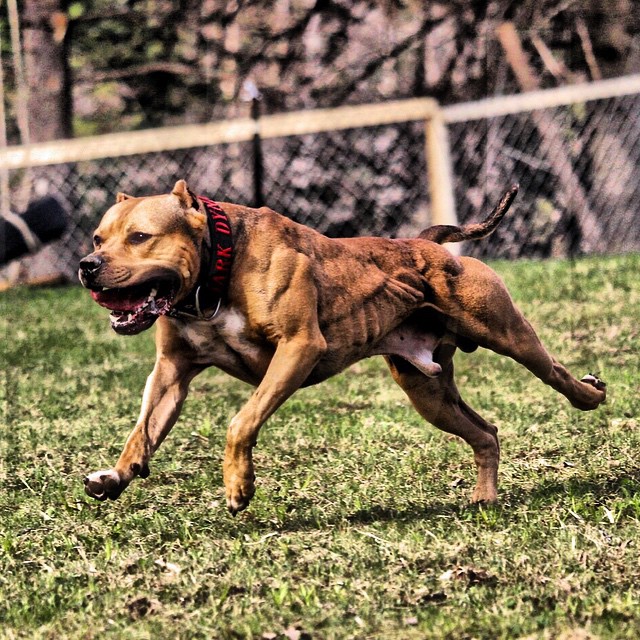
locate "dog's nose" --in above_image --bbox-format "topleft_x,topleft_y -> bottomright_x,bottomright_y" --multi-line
79,254 -> 105,277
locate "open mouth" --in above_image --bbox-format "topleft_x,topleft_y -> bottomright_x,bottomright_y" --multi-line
90,278 -> 177,335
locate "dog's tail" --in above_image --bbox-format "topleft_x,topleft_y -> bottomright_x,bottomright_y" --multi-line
419,184 -> 519,244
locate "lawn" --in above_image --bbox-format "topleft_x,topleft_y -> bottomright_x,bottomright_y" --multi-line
1,254 -> 639,639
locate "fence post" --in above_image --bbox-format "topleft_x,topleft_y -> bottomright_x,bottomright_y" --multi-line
250,96 -> 264,208
424,109 -> 460,255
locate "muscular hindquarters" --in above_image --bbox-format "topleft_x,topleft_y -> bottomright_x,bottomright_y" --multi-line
423,256 -> 605,410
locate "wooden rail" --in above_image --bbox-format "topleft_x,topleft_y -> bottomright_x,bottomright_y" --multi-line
0,98 -> 439,170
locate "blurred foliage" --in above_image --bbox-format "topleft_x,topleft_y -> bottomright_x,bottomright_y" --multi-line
1,0 -> 639,140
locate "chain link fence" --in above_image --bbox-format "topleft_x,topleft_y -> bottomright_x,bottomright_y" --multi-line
450,91 -> 640,259
1,78 -> 639,283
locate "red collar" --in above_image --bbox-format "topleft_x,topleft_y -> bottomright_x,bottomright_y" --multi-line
170,196 -> 234,319
199,196 -> 233,297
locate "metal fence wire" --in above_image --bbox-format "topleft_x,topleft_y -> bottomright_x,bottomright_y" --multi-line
2,86 -> 639,283
450,92 -> 640,259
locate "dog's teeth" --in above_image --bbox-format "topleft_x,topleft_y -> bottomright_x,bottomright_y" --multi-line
145,288 -> 158,305
128,314 -> 133,322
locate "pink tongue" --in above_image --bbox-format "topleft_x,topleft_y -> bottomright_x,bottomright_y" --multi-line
91,289 -> 147,311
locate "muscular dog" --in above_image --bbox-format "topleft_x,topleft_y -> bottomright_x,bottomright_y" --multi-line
79,179 -> 606,513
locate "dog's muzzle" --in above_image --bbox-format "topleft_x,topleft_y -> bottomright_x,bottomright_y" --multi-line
78,253 -> 105,287
79,252 -> 181,335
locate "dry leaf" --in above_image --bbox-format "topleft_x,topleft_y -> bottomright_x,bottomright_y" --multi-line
155,558 -> 182,576
440,566 -> 497,587
126,596 -> 161,620
283,626 -> 301,640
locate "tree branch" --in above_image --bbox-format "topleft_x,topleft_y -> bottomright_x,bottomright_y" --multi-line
325,16 -> 447,106
575,17 -> 602,81
76,62 -> 197,84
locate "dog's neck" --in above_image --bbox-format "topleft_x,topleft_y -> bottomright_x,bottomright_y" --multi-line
170,196 -> 234,319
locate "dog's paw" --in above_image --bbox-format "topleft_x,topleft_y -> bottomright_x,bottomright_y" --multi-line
83,469 -> 126,501
580,373 -> 607,392
570,373 -> 607,410
225,474 -> 256,516
470,486 -> 498,505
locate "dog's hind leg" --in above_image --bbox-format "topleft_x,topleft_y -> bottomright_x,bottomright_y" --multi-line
431,257 -> 606,411
385,345 -> 500,503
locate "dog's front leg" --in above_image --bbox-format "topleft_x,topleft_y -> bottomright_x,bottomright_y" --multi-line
224,336 -> 326,514
84,352 -> 201,501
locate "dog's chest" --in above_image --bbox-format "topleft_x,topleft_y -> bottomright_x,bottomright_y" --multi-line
175,309 -> 268,380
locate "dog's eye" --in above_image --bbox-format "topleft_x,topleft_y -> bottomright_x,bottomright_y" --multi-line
93,234 -> 103,247
128,232 -> 152,245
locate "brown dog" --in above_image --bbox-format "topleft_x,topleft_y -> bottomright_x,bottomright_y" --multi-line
79,179 -> 606,513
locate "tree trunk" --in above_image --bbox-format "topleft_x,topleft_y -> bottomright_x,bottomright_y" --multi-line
22,0 -> 72,142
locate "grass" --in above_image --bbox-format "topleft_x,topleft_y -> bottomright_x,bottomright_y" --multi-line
1,254 -> 639,639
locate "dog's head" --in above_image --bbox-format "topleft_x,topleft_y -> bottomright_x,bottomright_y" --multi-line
79,179 -> 207,335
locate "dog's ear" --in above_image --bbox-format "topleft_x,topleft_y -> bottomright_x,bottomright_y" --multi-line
173,179 -> 206,231
172,179 -> 197,209
116,192 -> 133,203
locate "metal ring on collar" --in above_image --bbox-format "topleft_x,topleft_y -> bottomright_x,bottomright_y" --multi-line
195,286 -> 222,320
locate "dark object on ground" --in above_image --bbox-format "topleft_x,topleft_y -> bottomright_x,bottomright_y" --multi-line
0,197 -> 68,266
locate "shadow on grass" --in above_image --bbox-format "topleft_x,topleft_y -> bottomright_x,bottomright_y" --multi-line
506,468 -> 640,506
259,498 -> 486,534
264,466 -> 640,534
